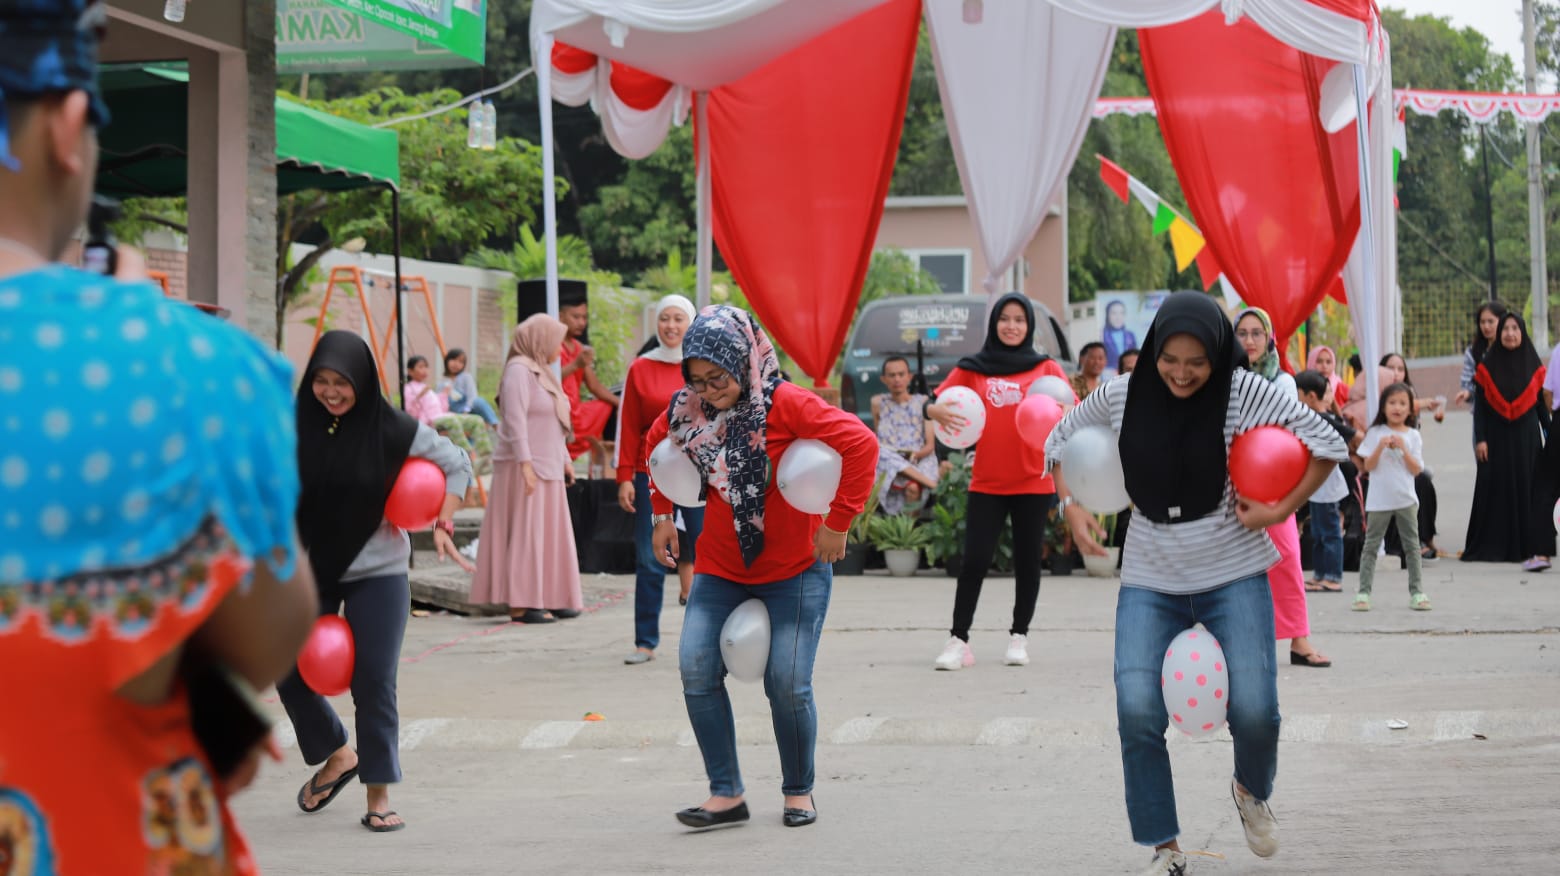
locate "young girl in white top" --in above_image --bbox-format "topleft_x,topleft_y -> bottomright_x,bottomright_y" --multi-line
1354,382 -> 1429,611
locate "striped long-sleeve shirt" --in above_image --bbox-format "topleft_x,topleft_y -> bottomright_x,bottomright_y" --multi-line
1044,371 -> 1348,595
1459,347 -> 1477,394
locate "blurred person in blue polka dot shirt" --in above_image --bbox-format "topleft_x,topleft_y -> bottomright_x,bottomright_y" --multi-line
0,2 -> 317,871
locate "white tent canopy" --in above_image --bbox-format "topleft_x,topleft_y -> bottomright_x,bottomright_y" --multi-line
531,0 -> 1397,412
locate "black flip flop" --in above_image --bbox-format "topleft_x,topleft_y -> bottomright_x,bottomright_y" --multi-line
297,765 -> 358,813
361,810 -> 406,833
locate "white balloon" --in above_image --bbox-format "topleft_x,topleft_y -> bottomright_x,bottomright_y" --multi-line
1162,624 -> 1229,738
1027,374 -> 1075,406
934,385 -> 987,449
1553,497 -> 1560,535
777,438 -> 842,515
720,598 -> 770,682
1058,425 -> 1129,513
648,438 -> 705,508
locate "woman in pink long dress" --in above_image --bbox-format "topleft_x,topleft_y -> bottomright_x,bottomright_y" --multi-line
471,316 -> 583,623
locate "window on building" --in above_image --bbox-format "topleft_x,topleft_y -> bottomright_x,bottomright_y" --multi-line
903,249 -> 970,294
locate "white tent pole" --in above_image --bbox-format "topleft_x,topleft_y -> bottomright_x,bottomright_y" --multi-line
537,33 -> 561,324
1351,62 -> 1380,423
695,90 -> 713,309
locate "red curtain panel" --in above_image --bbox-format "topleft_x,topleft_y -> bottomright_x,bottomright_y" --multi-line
704,0 -> 921,387
1141,10 -> 1362,369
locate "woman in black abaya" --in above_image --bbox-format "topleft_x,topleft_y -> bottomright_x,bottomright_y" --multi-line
1462,314 -> 1556,568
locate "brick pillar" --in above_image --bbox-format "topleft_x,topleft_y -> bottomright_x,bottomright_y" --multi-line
246,0 -> 279,345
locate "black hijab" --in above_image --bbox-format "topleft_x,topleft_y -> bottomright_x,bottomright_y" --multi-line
1117,292 -> 1244,524
956,292 -> 1048,376
1476,313 -> 1546,421
296,331 -> 419,587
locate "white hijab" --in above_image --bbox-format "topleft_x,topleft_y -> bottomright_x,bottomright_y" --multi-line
641,294 -> 698,364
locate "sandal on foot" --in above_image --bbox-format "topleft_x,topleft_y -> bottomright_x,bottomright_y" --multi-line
1290,650 -> 1332,668
1352,594 -> 1371,612
361,810 -> 406,833
1410,593 -> 1433,611
1321,580 -> 1343,592
296,765 -> 358,813
1304,580 -> 1326,592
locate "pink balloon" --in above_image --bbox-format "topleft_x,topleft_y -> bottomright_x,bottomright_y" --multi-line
299,615 -> 355,696
1016,394 -> 1064,450
385,457 -> 445,531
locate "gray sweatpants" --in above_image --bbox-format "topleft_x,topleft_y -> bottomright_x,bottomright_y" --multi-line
277,573 -> 410,785
1358,506 -> 1423,596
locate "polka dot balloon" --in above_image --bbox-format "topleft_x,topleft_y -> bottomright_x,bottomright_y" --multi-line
1161,623 -> 1228,738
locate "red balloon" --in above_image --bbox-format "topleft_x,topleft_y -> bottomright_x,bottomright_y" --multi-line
298,615 -> 355,696
1229,426 -> 1311,505
385,457 -> 445,531
1016,394 -> 1065,449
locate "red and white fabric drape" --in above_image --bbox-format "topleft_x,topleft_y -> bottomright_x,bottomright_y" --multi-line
548,42 -> 687,160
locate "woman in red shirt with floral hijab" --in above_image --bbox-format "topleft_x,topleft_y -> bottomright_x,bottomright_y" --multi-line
644,306 -> 877,831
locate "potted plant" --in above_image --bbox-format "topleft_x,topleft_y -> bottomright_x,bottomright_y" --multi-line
1081,512 -> 1121,577
836,473 -> 886,576
925,452 -> 969,577
867,513 -> 930,577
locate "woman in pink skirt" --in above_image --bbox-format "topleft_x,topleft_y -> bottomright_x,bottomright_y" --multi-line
472,315 -> 583,623
1235,308 -> 1331,668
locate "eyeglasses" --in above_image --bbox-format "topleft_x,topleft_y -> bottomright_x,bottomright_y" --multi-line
688,371 -> 734,393
1235,329 -> 1268,341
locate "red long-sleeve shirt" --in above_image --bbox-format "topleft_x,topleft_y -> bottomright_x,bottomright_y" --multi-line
936,360 -> 1070,495
646,382 -> 879,583
614,357 -> 686,484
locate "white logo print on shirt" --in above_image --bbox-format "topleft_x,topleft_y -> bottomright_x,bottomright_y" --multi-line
986,377 -> 1023,407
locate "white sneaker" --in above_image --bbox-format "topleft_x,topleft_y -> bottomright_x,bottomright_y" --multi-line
1231,779 -> 1279,857
934,636 -> 974,671
1137,847 -> 1188,876
1003,633 -> 1030,666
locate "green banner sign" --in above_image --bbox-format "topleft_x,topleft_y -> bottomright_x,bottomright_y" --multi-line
307,0 -> 486,67
278,0 -> 477,72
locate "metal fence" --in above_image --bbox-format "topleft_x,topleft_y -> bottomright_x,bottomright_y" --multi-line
1400,281 -> 1491,360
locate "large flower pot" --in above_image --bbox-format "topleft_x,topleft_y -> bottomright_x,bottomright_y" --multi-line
883,549 -> 920,577
834,542 -> 869,576
1082,547 -> 1120,578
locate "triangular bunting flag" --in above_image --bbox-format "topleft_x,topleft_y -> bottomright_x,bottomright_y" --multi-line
1194,246 -> 1220,290
1097,155 -> 1132,203
1152,203 -> 1177,236
1127,178 -> 1160,218
1168,217 -> 1204,271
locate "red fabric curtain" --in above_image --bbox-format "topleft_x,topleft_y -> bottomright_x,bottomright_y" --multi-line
1141,12 -> 1361,369
551,42 -> 596,75
704,0 -> 921,387
609,62 -> 674,111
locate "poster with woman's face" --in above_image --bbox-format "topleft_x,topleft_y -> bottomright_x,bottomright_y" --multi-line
1098,293 -> 1155,370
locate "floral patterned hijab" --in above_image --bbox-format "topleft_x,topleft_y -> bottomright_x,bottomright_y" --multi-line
1236,306 -> 1282,382
666,306 -> 782,567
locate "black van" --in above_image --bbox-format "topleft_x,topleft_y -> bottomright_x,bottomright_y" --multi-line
838,294 -> 1073,421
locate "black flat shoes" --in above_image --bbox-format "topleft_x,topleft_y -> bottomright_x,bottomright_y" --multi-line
783,797 -> 817,828
675,802 -> 750,829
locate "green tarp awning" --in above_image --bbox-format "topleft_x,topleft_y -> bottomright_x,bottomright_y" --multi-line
96,63 -> 399,198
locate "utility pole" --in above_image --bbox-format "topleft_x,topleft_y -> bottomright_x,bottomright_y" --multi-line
1482,126 -> 1500,302
1525,0 -> 1549,347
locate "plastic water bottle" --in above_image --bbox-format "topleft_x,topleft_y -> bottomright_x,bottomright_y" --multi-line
163,0 -> 186,22
481,101 -> 497,150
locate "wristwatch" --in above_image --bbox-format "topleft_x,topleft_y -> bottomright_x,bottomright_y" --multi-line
1057,496 -> 1076,513
434,519 -> 456,536
652,513 -> 676,526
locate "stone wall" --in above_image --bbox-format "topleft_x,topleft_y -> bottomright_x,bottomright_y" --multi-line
245,0 -> 279,343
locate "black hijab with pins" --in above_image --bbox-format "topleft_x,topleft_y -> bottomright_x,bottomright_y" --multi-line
296,331 -> 419,587
1117,292 -> 1244,524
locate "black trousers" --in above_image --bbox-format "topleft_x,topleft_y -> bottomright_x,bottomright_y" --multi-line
950,491 -> 1054,641
277,573 -> 409,785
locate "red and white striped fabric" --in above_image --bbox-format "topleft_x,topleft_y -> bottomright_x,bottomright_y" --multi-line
548,42 -> 687,159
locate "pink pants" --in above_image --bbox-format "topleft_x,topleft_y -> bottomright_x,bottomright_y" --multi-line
1266,514 -> 1309,640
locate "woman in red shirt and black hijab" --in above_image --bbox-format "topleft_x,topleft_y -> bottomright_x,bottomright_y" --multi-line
925,293 -> 1072,672
645,306 -> 877,831
1462,313 -> 1555,567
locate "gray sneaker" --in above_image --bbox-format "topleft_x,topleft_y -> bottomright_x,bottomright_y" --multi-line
1137,847 -> 1187,875
1231,779 -> 1279,857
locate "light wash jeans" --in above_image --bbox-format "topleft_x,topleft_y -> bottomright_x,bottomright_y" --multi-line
1114,574 -> 1280,845
679,561 -> 832,798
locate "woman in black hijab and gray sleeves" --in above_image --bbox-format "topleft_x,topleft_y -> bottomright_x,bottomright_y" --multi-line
280,331 -> 475,834
1044,293 -> 1346,875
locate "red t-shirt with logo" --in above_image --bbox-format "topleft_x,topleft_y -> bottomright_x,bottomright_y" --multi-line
937,360 -> 1071,495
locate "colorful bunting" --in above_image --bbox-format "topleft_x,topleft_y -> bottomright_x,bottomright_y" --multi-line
1152,203 -> 1177,236
1194,247 -> 1220,291
1097,154 -> 1218,289
1098,154 -> 1131,202
1167,217 -> 1204,272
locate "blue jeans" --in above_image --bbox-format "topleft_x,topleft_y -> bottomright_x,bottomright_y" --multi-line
462,396 -> 498,426
1308,500 -> 1343,583
632,472 -> 704,650
1114,575 -> 1280,846
679,562 -> 832,798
